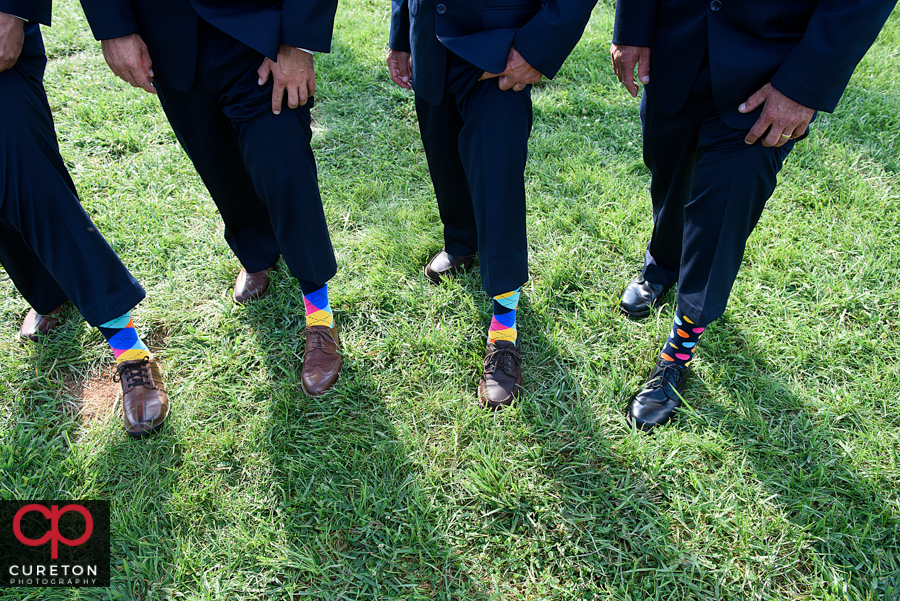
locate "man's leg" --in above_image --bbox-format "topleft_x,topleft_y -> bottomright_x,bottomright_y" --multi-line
155,78 -> 281,302
628,105 -> 795,430
0,44 -> 167,436
443,55 -> 531,409
415,92 -> 478,281
0,51 -> 145,329
190,20 -> 340,394
619,80 -> 704,318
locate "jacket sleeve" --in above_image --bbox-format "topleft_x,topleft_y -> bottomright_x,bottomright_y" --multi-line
0,0 -> 51,25
79,0 -> 139,40
389,0 -> 410,52
512,0 -> 598,79
611,0 -> 658,47
281,0 -> 339,52
771,0 -> 897,112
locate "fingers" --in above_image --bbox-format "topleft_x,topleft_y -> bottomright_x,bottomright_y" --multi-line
742,83 -> 814,145
479,71 -> 500,81
610,44 -> 646,98
497,75 -> 513,91
744,118 -> 769,145
258,59 -> 272,86
623,60 -> 639,97
739,85 -> 769,114
637,48 -> 651,86
271,84 -> 283,115
386,50 -> 412,88
763,125 -> 791,148
101,35 -> 157,94
136,47 -> 155,93
287,84 -> 300,110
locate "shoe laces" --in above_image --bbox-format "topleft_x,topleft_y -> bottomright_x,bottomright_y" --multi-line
647,363 -> 686,392
114,358 -> 154,389
484,345 -> 521,375
305,328 -> 334,353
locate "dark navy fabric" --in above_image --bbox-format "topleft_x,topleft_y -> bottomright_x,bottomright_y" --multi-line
612,0 -> 897,129
0,22 -> 145,326
80,2 -> 338,287
613,0 -> 895,326
391,0 -> 597,105
391,0 -> 597,296
637,58 -> 794,326
81,0 -> 339,92
415,53 -> 532,297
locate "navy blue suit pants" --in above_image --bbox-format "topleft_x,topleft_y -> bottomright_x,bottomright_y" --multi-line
153,18 -> 336,287
415,52 -> 532,297
640,58 -> 796,326
0,25 -> 144,326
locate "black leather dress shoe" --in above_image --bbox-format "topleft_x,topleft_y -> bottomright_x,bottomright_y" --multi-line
619,276 -> 674,319
627,359 -> 690,431
424,249 -> 476,284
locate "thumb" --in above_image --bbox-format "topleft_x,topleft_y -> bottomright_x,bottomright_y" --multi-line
637,57 -> 650,85
142,53 -> 153,79
739,87 -> 768,113
257,60 -> 272,85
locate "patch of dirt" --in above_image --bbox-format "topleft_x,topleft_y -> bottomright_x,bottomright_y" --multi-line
62,369 -> 119,425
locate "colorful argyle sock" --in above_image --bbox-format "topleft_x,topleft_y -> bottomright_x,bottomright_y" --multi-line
97,312 -> 151,364
303,284 -> 334,328
488,288 -> 520,344
659,306 -> 704,368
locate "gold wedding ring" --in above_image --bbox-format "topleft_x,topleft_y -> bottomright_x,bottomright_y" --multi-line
781,133 -> 791,138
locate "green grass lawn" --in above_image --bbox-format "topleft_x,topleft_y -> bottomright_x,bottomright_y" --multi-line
2,1 -> 899,599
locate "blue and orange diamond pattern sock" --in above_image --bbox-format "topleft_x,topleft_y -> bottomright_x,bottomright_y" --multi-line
304,284 -> 334,328
659,305 -> 705,368
97,312 -> 152,364
488,288 -> 520,344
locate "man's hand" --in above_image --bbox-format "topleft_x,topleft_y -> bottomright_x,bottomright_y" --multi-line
387,49 -> 412,89
258,45 -> 316,114
479,47 -> 543,92
101,34 -> 156,94
740,83 -> 815,147
0,12 -> 25,73
610,43 -> 650,98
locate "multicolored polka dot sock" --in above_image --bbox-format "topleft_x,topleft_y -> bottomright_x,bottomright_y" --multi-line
97,312 -> 152,364
659,306 -> 704,369
303,284 -> 334,328
488,288 -> 520,344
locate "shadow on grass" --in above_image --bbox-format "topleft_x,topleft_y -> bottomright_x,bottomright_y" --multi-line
0,307 -> 185,601
686,314 -> 900,599
239,279 -> 490,600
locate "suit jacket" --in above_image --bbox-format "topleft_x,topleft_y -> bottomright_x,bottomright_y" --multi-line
80,0 -> 338,91
1,0 -> 50,24
390,0 -> 597,105
613,0 -> 897,129
1,0 -> 48,82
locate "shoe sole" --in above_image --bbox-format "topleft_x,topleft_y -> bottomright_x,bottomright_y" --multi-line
424,264 -> 474,285
126,420 -> 166,438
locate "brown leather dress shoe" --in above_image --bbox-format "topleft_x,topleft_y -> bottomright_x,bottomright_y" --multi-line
301,324 -> 342,396
478,339 -> 523,410
115,358 -> 169,437
424,249 -> 476,284
19,305 -> 65,342
233,266 -> 274,304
